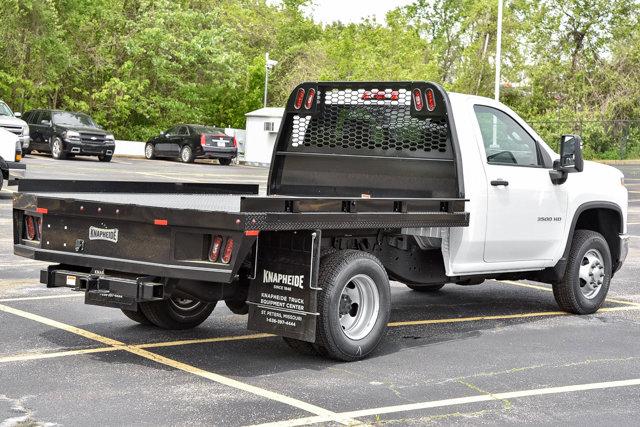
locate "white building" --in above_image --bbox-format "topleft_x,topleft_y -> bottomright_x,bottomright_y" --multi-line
244,107 -> 284,166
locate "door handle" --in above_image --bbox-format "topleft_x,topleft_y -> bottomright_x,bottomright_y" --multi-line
490,179 -> 509,186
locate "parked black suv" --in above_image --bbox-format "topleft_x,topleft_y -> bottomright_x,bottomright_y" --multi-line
23,110 -> 115,161
145,124 -> 237,165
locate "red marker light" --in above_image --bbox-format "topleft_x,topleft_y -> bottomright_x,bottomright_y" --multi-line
154,219 -> 168,226
244,230 -> 259,236
25,216 -> 36,240
390,90 -> 399,101
209,235 -> 223,262
304,88 -> 316,109
36,207 -> 48,214
221,238 -> 234,264
413,89 -> 423,111
425,88 -> 436,112
294,88 -> 305,109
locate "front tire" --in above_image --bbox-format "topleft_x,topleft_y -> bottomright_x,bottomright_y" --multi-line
140,297 -> 216,329
553,230 -> 611,314
180,145 -> 194,163
218,158 -> 232,166
313,250 -> 390,361
98,154 -> 112,162
51,137 -> 66,160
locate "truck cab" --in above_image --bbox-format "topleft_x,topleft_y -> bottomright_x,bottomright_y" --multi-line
446,93 -> 627,281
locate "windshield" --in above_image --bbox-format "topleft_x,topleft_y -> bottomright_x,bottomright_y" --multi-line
0,102 -> 13,117
52,111 -> 97,127
191,125 -> 225,135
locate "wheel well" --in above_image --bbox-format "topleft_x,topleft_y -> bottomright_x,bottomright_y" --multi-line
574,207 -> 622,267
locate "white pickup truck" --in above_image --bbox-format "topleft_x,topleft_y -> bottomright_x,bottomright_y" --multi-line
13,82 -> 628,361
0,127 -> 25,190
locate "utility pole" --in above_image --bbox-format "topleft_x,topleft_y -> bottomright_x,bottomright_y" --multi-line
263,52 -> 278,108
494,0 -> 504,101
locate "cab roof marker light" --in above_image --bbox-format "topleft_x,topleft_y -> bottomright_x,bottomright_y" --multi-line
413,89 -> 424,111
154,219 -> 168,226
294,88 -> 305,109
425,88 -> 436,112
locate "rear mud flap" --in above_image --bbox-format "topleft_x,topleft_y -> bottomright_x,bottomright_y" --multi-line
247,230 -> 321,343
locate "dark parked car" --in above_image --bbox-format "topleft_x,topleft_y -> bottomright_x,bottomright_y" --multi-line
145,124 -> 237,165
23,109 -> 115,161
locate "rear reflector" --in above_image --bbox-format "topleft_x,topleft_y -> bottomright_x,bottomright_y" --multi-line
36,207 -> 48,214
25,216 -> 36,240
304,88 -> 316,109
154,219 -> 168,226
294,88 -> 305,109
425,88 -> 436,112
209,235 -> 223,262
413,89 -> 423,111
221,238 -> 234,264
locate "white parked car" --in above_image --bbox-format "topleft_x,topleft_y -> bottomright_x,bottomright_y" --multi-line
0,100 -> 29,150
0,127 -> 25,190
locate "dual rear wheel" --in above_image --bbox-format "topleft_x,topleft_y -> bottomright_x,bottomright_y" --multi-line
121,297 -> 216,330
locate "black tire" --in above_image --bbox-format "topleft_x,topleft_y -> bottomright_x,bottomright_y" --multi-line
144,142 -> 155,160
22,148 -> 31,155
218,158 -> 232,166
50,137 -> 66,160
140,297 -> 216,330
98,154 -> 112,162
406,283 -> 445,292
313,250 -> 391,361
121,308 -> 153,325
180,145 -> 194,163
282,337 -> 319,356
0,173 -> 4,191
553,230 -> 612,314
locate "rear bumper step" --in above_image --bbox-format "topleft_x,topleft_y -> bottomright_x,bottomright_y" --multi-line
41,266 -> 165,310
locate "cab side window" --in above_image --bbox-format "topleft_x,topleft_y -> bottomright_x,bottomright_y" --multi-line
40,111 -> 52,124
178,126 -> 189,136
474,105 -> 542,167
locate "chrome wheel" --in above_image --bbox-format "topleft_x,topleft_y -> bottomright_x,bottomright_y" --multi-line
145,143 -> 154,159
181,146 -> 192,162
169,297 -> 201,313
337,274 -> 380,340
578,249 -> 605,300
52,139 -> 62,158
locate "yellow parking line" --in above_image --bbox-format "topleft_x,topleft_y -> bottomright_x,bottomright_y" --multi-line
388,305 -> 639,327
0,303 -> 353,425
136,333 -> 274,349
0,347 -> 118,363
501,280 -> 640,307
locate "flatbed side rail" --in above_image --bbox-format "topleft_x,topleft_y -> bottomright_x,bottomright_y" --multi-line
17,179 -> 259,195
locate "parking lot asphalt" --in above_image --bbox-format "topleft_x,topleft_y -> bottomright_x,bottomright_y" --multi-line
1,153 -> 639,426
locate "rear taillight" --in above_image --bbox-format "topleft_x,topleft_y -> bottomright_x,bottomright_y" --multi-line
413,89 -> 423,111
294,88 -> 305,109
232,136 -> 237,147
209,235 -> 223,262
200,134 -> 206,146
221,238 -> 234,264
425,88 -> 436,112
304,88 -> 316,109
24,216 -> 37,240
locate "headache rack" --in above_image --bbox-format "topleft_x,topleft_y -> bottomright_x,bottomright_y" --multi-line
267,81 -> 464,200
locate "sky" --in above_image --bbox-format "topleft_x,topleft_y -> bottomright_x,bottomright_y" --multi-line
269,0 -> 416,25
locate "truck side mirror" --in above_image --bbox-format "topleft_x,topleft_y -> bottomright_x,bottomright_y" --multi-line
41,119 -> 52,126
14,112 -> 21,118
549,134 -> 584,185
559,134 -> 584,172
